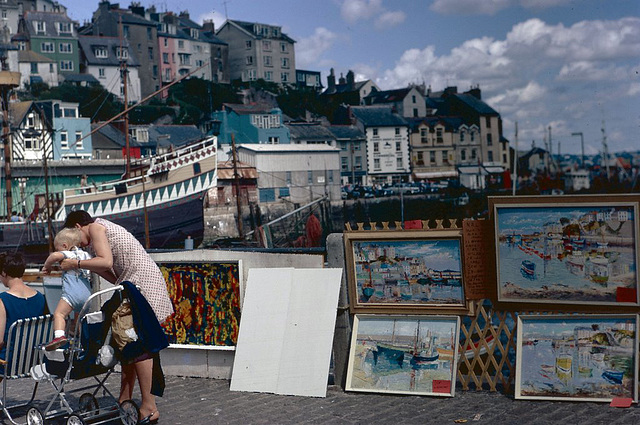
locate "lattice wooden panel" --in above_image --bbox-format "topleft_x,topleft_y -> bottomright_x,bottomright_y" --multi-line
457,300 -> 518,392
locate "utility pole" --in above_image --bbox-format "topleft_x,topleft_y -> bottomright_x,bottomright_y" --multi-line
231,134 -> 243,238
571,132 -> 585,168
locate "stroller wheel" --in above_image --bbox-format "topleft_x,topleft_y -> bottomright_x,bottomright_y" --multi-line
26,406 -> 45,425
66,414 -> 86,425
119,399 -> 140,425
78,393 -> 99,416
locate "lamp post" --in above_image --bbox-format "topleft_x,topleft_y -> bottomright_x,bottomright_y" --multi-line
571,132 -> 585,168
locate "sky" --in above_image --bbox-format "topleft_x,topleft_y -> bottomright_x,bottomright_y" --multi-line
64,0 -> 640,156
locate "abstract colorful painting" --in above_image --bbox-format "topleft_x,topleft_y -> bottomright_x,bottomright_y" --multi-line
158,261 -> 242,346
491,196 -> 640,306
344,230 -> 468,313
346,315 -> 460,396
516,314 -> 639,402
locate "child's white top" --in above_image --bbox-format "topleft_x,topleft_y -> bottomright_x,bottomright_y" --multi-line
61,246 -> 92,281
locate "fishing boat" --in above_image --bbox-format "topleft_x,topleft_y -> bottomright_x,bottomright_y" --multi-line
520,260 -> 536,279
555,353 -> 572,376
587,256 -> 610,286
409,325 -> 440,370
602,369 -> 624,385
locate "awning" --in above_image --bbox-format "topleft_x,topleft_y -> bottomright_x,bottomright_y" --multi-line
30,75 -> 43,84
413,171 -> 458,179
457,166 -> 486,175
484,166 -> 505,174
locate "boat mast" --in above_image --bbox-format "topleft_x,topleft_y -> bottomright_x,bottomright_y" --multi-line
118,15 -> 131,179
0,56 -> 19,221
36,106 -> 54,251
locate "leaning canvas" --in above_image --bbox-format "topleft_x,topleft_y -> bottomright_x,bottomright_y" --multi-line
516,314 -> 639,402
346,315 -> 460,397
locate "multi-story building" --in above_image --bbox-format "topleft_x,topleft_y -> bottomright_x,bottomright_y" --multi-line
19,10 -> 79,75
328,125 -> 367,185
8,101 -> 54,161
364,86 -> 426,118
89,1 -> 159,97
408,116 -> 461,181
78,35 -> 141,102
38,100 -> 92,159
216,19 -> 295,84
348,106 -> 410,185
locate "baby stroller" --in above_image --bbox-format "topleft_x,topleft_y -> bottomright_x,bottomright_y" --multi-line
26,285 -> 140,425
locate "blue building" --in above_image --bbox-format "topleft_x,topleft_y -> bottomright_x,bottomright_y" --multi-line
38,100 -> 92,160
211,103 -> 290,151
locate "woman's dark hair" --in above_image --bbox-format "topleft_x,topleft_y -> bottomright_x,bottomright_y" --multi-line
63,210 -> 95,228
2,252 -> 25,278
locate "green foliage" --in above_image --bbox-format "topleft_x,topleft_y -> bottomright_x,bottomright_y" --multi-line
167,77 -> 240,122
129,105 -> 175,124
37,83 -> 122,121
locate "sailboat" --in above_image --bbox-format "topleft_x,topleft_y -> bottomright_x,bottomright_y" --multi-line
0,61 -> 217,262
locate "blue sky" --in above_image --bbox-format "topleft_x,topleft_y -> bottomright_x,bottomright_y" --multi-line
66,0 -> 639,155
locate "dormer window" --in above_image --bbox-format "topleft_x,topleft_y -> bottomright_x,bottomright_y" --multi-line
58,22 -> 71,35
35,21 -> 45,34
94,46 -> 108,58
116,47 -> 128,59
190,28 -> 198,38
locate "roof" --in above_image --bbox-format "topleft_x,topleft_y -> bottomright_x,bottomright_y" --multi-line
364,87 -> 412,104
237,144 -> 340,153
148,125 -> 203,147
350,106 -> 407,127
222,19 -> 296,44
9,101 -> 36,128
78,35 -> 140,67
109,10 -> 156,27
324,80 -> 371,95
285,123 -> 335,141
327,125 -> 365,140
18,50 -> 54,63
223,103 -> 280,115
452,94 -> 499,116
61,73 -> 100,84
406,116 -> 464,132
217,160 -> 258,179
24,11 -> 75,37
91,123 -> 142,148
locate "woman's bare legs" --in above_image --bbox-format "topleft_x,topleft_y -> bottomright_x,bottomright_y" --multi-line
119,359 -> 159,421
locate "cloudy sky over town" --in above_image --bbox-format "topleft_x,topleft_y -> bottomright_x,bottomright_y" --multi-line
67,0 -> 639,156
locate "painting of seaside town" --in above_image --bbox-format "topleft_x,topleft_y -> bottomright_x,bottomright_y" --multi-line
348,234 -> 466,310
346,315 -> 460,396
494,203 -> 639,305
516,315 -> 638,402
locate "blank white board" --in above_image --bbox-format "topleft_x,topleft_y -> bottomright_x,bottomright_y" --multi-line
230,267 -> 342,397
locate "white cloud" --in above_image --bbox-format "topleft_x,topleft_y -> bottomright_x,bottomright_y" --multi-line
519,0 -> 573,9
340,0 -> 383,23
430,0 -> 511,16
296,27 -> 339,68
629,83 -> 640,97
196,11 -> 226,29
375,11 -> 406,29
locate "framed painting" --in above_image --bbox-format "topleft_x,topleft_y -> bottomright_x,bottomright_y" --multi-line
158,260 -> 243,346
516,314 -> 639,402
346,314 -> 460,397
490,195 -> 640,307
344,230 -> 470,314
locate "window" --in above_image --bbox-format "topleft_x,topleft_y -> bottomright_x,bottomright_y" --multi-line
470,131 -> 475,142
17,41 -> 26,51
420,128 -> 428,143
59,42 -> 72,53
268,136 -> 279,144
485,116 -> 491,128
286,171 -> 291,184
264,71 -> 273,81
147,27 -> 152,40
98,68 -> 105,78
58,22 -> 71,35
59,60 -> 73,71
442,151 -> 448,163
163,38 -> 167,47
395,127 -> 400,136
307,171 -> 312,184
35,21 -> 45,34
355,156 -> 362,170
373,142 -> 379,153
164,68 -> 171,81
75,131 -> 83,149
374,158 -> 380,170
178,40 -> 184,49
30,62 -> 37,74
461,150 -> 466,161
487,151 -> 493,162
1,10 -> 6,19
280,72 -> 289,82
246,69 -> 256,81
246,56 -> 253,65
41,42 -> 54,52
354,144 -> 361,151
123,25 -> 129,38
280,42 -> 287,52
262,40 -> 271,50
372,128 -> 378,137
341,157 -> 348,171
503,153 -> 507,163
263,55 -> 272,66
460,131 -> 465,142
396,157 -> 403,169
63,108 -> 76,118
60,131 -> 68,149
148,47 -> 153,60
416,151 -> 424,165
279,187 -> 290,198
412,95 -> 416,103
486,133 -> 493,146
49,64 -> 54,73
328,170 -> 334,183
395,141 -> 401,152
95,46 -> 108,58
259,188 -> 275,203
430,151 -> 436,164
436,128 -> 443,143
153,65 -> 158,78
281,57 -> 289,68
116,48 -> 128,59
245,40 -> 252,49
162,52 -> 169,64
471,149 -> 477,159
179,53 -> 190,65
413,108 -> 418,117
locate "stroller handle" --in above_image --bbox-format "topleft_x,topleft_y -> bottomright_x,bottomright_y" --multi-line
77,285 -> 124,318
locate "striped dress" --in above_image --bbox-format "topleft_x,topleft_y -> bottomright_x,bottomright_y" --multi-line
93,218 -> 174,323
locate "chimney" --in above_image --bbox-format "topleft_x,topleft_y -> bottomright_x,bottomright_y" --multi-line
202,19 -> 215,33
129,4 -> 145,17
338,72 -> 346,85
346,70 -> 355,90
466,86 -> 481,99
179,10 -> 189,19
327,68 -> 335,92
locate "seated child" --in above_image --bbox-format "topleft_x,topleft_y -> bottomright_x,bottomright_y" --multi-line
42,228 -> 93,351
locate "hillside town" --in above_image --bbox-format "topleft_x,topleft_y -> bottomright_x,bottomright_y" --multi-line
0,0 -> 637,226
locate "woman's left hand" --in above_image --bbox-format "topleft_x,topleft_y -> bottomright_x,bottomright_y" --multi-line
60,258 -> 79,271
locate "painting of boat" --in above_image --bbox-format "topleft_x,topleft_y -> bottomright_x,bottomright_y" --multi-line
346,315 -> 460,396
1,137 -> 218,262
516,314 -> 639,402
520,260 -> 536,279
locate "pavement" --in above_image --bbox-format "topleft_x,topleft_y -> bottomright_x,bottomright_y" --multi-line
3,374 -> 640,425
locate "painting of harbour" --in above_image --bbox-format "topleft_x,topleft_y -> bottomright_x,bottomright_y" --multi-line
346,315 -> 460,396
494,202 -> 639,305
516,315 -> 638,402
346,231 -> 466,311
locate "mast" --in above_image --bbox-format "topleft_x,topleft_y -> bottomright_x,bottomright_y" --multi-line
231,133 -> 243,238
38,107 -> 54,251
118,14 -> 131,179
0,56 -> 19,221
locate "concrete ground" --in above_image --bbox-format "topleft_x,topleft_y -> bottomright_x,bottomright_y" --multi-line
3,374 -> 640,424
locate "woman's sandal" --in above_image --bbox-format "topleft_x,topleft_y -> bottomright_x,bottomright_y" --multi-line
138,411 -> 159,425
